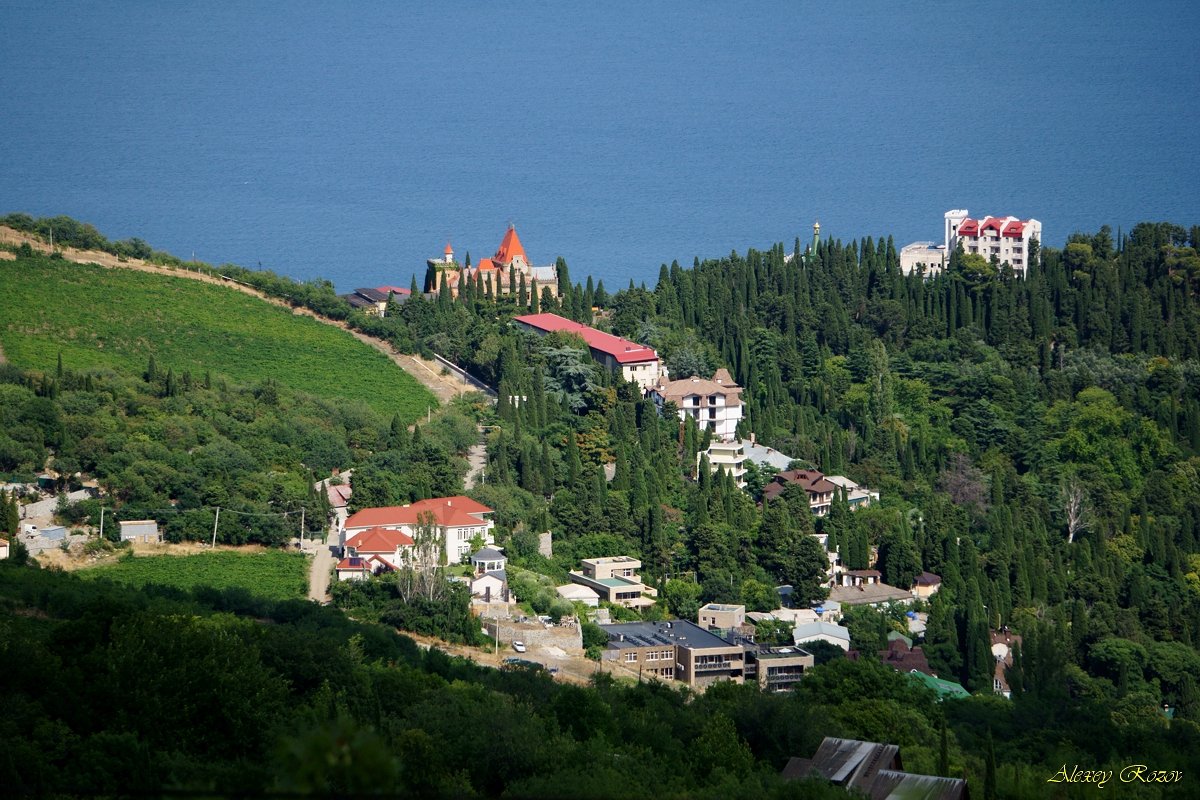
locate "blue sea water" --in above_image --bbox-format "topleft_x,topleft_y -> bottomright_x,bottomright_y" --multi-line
2,1 -> 1198,292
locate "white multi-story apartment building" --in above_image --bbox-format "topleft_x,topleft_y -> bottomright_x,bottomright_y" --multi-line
700,439 -> 748,488
944,209 -> 1042,275
649,368 -> 743,440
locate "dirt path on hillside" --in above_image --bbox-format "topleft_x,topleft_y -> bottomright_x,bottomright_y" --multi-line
0,225 -> 471,403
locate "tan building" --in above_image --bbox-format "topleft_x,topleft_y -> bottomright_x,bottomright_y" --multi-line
569,556 -> 657,608
699,439 -> 748,488
747,646 -> 814,692
602,620 -> 745,689
829,570 -> 914,607
762,469 -> 837,516
911,571 -> 942,599
899,241 -> 949,277
698,603 -> 746,631
426,227 -> 559,300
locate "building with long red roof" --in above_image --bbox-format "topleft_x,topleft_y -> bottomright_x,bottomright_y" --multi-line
341,495 -> 495,564
512,312 -> 662,389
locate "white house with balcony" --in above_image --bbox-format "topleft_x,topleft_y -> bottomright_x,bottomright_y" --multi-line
649,368 -> 743,440
944,209 -> 1042,275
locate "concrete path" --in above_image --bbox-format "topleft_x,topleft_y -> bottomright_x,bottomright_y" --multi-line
465,438 -> 488,489
306,541 -> 334,603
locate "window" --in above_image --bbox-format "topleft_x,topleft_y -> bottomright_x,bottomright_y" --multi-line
625,652 -> 638,663
661,668 -> 674,679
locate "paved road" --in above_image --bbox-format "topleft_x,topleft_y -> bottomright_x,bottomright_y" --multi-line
305,541 -> 334,603
465,439 -> 487,489
19,489 -> 96,528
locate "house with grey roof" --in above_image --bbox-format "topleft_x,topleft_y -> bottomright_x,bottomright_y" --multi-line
470,546 -> 506,575
792,621 -> 852,651
782,736 -> 968,799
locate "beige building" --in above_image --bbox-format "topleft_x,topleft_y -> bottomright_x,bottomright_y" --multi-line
603,620 -> 746,689
899,241 -> 949,277
911,571 -> 942,599
699,439 -> 748,488
118,520 -> 161,544
569,556 -> 657,608
747,646 -> 814,692
698,603 -> 745,631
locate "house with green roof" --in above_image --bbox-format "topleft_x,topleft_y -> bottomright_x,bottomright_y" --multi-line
908,670 -> 970,700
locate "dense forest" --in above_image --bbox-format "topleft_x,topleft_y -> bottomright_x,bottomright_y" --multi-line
3,216 -> 1200,796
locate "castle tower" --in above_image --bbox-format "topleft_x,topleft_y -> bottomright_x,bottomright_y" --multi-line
444,242 -> 454,264
812,221 -> 821,254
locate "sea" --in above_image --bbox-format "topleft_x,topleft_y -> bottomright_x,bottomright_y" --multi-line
2,1 -> 1198,293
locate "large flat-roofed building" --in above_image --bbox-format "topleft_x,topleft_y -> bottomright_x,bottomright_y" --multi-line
746,645 -> 814,693
602,620 -> 746,689
899,241 -> 949,277
569,556 -> 657,608
945,208 -> 1042,275
512,313 -> 661,390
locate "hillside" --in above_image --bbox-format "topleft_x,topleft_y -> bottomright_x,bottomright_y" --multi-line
0,252 -> 436,421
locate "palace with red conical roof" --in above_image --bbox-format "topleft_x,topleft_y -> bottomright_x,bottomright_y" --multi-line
425,225 -> 559,301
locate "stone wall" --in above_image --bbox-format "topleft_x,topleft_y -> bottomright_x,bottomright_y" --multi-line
482,619 -> 583,651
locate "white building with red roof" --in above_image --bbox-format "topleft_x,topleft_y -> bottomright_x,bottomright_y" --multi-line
342,495 -> 495,565
513,312 -> 662,390
944,209 -> 1042,275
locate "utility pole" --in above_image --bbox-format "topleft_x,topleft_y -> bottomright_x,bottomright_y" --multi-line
99,506 -> 105,541
300,507 -> 305,548
211,507 -> 220,548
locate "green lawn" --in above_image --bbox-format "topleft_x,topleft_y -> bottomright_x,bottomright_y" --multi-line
81,550 -> 310,601
0,255 -> 435,421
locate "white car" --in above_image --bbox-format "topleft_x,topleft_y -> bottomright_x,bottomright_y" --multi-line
511,640 -> 526,653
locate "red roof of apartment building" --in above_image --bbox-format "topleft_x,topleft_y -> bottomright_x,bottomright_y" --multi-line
344,496 -> 493,531
494,226 -> 527,264
956,216 -> 1029,240
375,286 -> 412,296
513,313 -> 659,364
344,527 -> 415,552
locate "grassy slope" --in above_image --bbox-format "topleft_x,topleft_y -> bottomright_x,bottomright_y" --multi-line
80,551 -> 309,601
0,255 -> 435,421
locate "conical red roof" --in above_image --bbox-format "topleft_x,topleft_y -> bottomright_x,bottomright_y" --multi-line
494,226 -> 527,264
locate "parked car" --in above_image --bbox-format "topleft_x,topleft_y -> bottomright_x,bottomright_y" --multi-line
511,640 -> 526,653
501,657 -> 543,671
